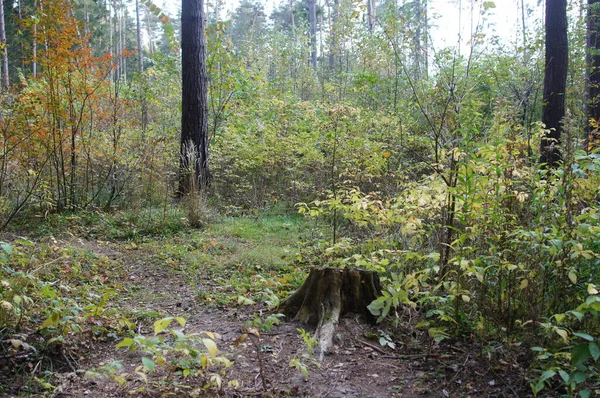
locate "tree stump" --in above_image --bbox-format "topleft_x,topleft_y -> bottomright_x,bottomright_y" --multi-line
279,267 -> 381,358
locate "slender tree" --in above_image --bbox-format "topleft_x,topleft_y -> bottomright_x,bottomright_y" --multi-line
587,0 -> 600,149
540,0 -> 568,167
0,0 -> 9,89
327,0 -> 338,71
308,0 -> 317,71
180,0 -> 209,194
135,0 -> 147,133
366,0 -> 375,32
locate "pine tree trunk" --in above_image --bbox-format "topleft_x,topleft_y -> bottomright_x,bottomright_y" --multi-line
135,0 -> 147,134
280,268 -> 381,357
587,0 -> 600,150
540,0 -> 568,167
180,0 -> 209,195
308,0 -> 317,71
0,0 -> 9,89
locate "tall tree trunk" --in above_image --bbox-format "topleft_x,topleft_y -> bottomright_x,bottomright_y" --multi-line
136,0 -> 143,74
521,0 -> 527,56
308,0 -> 317,71
145,6 -> 154,56
366,0 -> 375,32
328,0 -> 338,71
423,0 -> 428,78
0,0 -> 9,89
541,0 -> 568,167
33,0 -> 37,77
122,7 -> 128,81
180,0 -> 209,195
290,0 -> 295,29
414,0 -> 421,80
587,0 -> 600,150
136,0 -> 147,134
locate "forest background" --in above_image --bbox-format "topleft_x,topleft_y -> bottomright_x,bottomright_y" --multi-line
1,0 -> 600,396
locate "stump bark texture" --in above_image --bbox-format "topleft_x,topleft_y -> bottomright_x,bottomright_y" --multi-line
280,268 -> 381,357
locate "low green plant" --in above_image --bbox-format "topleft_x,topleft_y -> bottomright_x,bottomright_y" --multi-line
530,285 -> 600,398
297,327 -> 318,354
109,317 -> 232,392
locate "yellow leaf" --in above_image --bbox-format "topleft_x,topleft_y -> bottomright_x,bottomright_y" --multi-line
519,279 -> 529,290
135,371 -> 148,383
39,313 -> 59,330
203,338 -> 218,358
588,284 -> 599,295
568,271 -> 577,284
153,318 -> 173,335
556,328 -> 569,343
461,295 -> 470,303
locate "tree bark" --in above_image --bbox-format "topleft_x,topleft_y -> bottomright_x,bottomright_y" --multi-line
587,0 -> 600,150
308,0 -> 317,71
280,268 -> 381,358
366,0 -> 375,32
135,0 -> 147,134
180,0 -> 209,195
540,0 -> 568,167
328,0 -> 338,72
0,0 -> 9,89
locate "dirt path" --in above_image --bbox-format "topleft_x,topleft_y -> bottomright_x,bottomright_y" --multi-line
44,239 -> 526,398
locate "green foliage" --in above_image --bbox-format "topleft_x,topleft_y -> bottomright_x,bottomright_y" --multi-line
97,317 -> 233,392
297,327 -> 318,354
530,285 -> 600,397
0,235 -> 134,393
298,116 -> 600,360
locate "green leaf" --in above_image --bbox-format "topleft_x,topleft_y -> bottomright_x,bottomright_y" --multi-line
572,371 -> 587,383
202,338 -> 218,358
153,318 -> 174,335
589,342 -> 600,361
558,369 -> 569,384
0,242 -> 13,255
116,338 -> 135,349
573,332 -> 594,341
367,299 -> 384,315
580,389 -> 591,398
237,295 -> 255,305
483,1 -> 496,11
572,343 -> 591,367
15,238 -> 34,247
569,311 -> 584,321
39,313 -> 60,330
569,270 -> 578,284
142,357 -> 155,373
538,369 -> 556,383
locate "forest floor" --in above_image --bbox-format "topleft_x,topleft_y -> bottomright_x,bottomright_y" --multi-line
0,210 -> 532,397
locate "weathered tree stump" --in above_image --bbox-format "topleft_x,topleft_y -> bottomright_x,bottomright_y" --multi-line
279,267 -> 381,358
